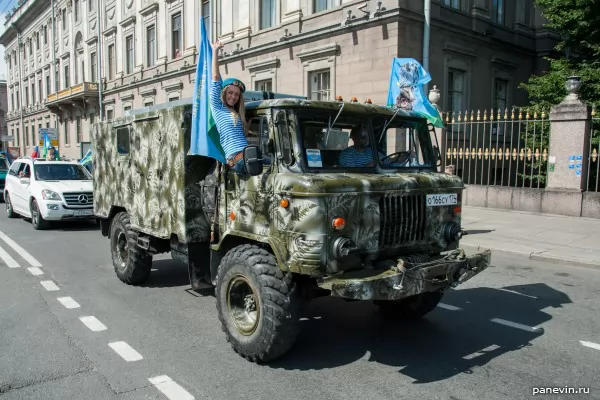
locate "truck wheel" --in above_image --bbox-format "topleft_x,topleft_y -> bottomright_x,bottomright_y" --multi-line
5,193 -> 17,218
376,290 -> 444,319
31,199 -> 48,230
216,244 -> 301,363
110,212 -> 152,285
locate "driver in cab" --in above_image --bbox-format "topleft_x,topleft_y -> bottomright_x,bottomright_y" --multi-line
338,125 -> 378,167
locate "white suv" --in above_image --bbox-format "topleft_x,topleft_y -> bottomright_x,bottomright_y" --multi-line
4,157 -> 95,230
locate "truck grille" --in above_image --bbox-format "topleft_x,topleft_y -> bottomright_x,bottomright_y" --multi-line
378,194 -> 427,248
63,192 -> 93,206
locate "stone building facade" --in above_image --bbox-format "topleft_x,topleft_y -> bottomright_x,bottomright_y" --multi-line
0,0 -> 557,160
0,79 -> 6,151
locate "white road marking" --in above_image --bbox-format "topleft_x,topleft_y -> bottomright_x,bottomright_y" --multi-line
491,318 -> 543,332
57,297 -> 81,309
27,267 -> 44,276
0,244 -> 20,268
40,280 -> 60,291
580,341 -> 600,351
463,344 -> 501,360
0,230 -> 43,267
498,288 -> 538,299
149,375 -> 195,400
437,303 -> 462,311
79,316 -> 107,332
108,341 -> 144,362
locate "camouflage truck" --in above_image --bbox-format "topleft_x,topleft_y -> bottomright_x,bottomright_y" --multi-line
91,95 -> 491,363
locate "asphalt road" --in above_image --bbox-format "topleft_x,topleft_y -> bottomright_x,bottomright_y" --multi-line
1,210 -> 599,400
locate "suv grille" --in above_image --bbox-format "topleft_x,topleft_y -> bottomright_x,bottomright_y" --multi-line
63,192 -> 93,206
379,194 -> 427,248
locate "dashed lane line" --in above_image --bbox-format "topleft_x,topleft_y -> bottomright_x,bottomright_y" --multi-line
437,303 -> 462,311
149,375 -> 195,400
108,341 -> 144,362
27,267 -> 44,276
57,296 -> 81,309
491,318 -> 543,333
0,243 -> 20,268
580,341 -> 600,351
79,316 -> 108,332
40,280 -> 60,291
0,230 -> 42,267
462,344 -> 501,360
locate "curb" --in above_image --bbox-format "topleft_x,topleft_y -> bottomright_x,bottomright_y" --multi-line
461,244 -> 600,271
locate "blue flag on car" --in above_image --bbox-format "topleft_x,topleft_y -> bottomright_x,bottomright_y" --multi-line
386,58 -> 444,128
189,19 -> 226,163
80,148 -> 92,166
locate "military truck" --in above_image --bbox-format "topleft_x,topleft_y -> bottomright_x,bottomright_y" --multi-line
91,94 -> 491,363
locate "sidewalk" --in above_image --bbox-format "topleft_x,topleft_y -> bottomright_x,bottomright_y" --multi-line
460,206 -> 600,269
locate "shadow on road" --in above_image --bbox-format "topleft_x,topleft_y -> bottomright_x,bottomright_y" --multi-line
270,283 -> 571,383
141,259 -> 192,288
463,229 -> 495,235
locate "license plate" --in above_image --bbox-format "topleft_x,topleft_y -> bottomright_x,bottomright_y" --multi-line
73,209 -> 93,216
426,193 -> 458,206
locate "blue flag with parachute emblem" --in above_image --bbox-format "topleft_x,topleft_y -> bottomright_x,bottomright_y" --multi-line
386,58 -> 444,128
189,19 -> 226,163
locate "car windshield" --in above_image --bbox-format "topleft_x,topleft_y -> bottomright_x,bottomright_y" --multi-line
0,158 -> 9,171
297,109 -> 433,170
34,163 -> 92,181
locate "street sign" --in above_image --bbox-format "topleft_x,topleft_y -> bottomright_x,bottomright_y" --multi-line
39,139 -> 59,147
0,135 -> 14,141
39,128 -> 58,140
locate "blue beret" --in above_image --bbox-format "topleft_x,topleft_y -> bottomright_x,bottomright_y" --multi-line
222,77 -> 246,93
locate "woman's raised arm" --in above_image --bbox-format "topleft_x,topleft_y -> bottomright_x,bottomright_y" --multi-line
211,41 -> 223,81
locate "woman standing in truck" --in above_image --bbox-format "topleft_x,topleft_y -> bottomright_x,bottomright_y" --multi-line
210,40 -> 249,174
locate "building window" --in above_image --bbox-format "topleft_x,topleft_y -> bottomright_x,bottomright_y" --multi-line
31,82 -> 36,104
106,109 -> 114,120
260,0 -> 276,30
169,95 -> 180,102
202,1 -> 210,38
29,39 -> 32,55
64,121 -> 70,145
146,26 -> 156,67
255,79 -> 273,92
43,26 -> 47,44
46,75 -> 51,96
447,68 -> 466,112
91,52 -> 97,82
74,0 -> 80,22
493,78 -> 508,111
30,126 -> 35,147
16,91 -> 20,108
90,114 -> 95,126
171,13 -> 182,59
443,0 -> 460,9
144,100 -> 154,107
46,121 -> 50,128
62,9 -> 67,30
25,87 -> 29,107
76,117 -> 82,143
64,65 -> 70,88
491,0 -> 504,24
89,0 -> 94,12
108,44 -> 115,80
308,69 -> 331,100
25,126 -> 29,146
35,32 -> 40,50
11,93 -> 14,111
125,36 -> 134,74
124,105 -> 132,112
314,0 -> 340,13
55,69 -> 60,91
38,79 -> 42,103
16,128 -> 19,146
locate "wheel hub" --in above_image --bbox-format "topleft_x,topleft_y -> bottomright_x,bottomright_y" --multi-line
227,275 -> 260,335
116,231 -> 129,267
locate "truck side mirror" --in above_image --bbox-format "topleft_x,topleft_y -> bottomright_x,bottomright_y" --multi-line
433,145 -> 442,166
243,145 -> 262,176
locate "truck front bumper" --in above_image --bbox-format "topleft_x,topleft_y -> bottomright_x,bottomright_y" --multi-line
317,249 -> 491,301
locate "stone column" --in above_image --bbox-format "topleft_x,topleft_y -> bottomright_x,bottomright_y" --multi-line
544,76 -> 592,215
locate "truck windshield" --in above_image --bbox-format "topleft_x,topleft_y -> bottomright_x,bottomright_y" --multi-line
297,110 -> 433,170
34,164 -> 92,181
0,158 -> 8,171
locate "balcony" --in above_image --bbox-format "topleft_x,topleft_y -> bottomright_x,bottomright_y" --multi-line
46,82 -> 99,122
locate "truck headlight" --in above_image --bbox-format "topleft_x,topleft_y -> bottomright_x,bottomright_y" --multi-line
41,189 -> 62,201
332,237 -> 357,260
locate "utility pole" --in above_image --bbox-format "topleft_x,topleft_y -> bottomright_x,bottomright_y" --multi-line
423,0 -> 431,93
96,0 -> 103,120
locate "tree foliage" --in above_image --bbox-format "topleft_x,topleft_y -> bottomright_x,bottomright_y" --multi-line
519,0 -> 600,109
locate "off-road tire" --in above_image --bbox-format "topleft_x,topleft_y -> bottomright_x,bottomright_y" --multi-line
5,193 -> 17,218
216,244 -> 301,363
110,212 -> 152,285
377,290 -> 444,319
31,199 -> 48,230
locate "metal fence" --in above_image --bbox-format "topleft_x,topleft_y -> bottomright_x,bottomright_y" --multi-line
442,108 -> 549,188
587,108 -> 599,192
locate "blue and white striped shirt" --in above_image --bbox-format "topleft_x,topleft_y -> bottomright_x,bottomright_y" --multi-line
339,146 -> 376,167
210,78 -> 248,160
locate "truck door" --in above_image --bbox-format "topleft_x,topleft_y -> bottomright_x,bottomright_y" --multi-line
114,125 -> 134,210
225,112 -> 274,237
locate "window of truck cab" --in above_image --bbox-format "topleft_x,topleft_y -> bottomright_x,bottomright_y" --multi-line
373,117 -> 435,170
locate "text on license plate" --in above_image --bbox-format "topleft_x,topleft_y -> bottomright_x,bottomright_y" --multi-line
73,210 -> 93,216
426,194 -> 458,206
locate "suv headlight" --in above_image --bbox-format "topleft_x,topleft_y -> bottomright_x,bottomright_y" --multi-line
41,189 -> 62,201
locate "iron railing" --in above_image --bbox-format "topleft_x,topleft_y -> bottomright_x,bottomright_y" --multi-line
442,108 -> 549,189
586,106 -> 599,192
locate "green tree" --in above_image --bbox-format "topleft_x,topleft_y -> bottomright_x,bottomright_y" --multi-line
519,0 -> 600,110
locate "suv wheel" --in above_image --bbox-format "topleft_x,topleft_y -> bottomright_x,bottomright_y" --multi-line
31,199 -> 48,230
376,290 -> 444,319
110,212 -> 152,285
216,244 -> 302,363
5,193 -> 17,218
